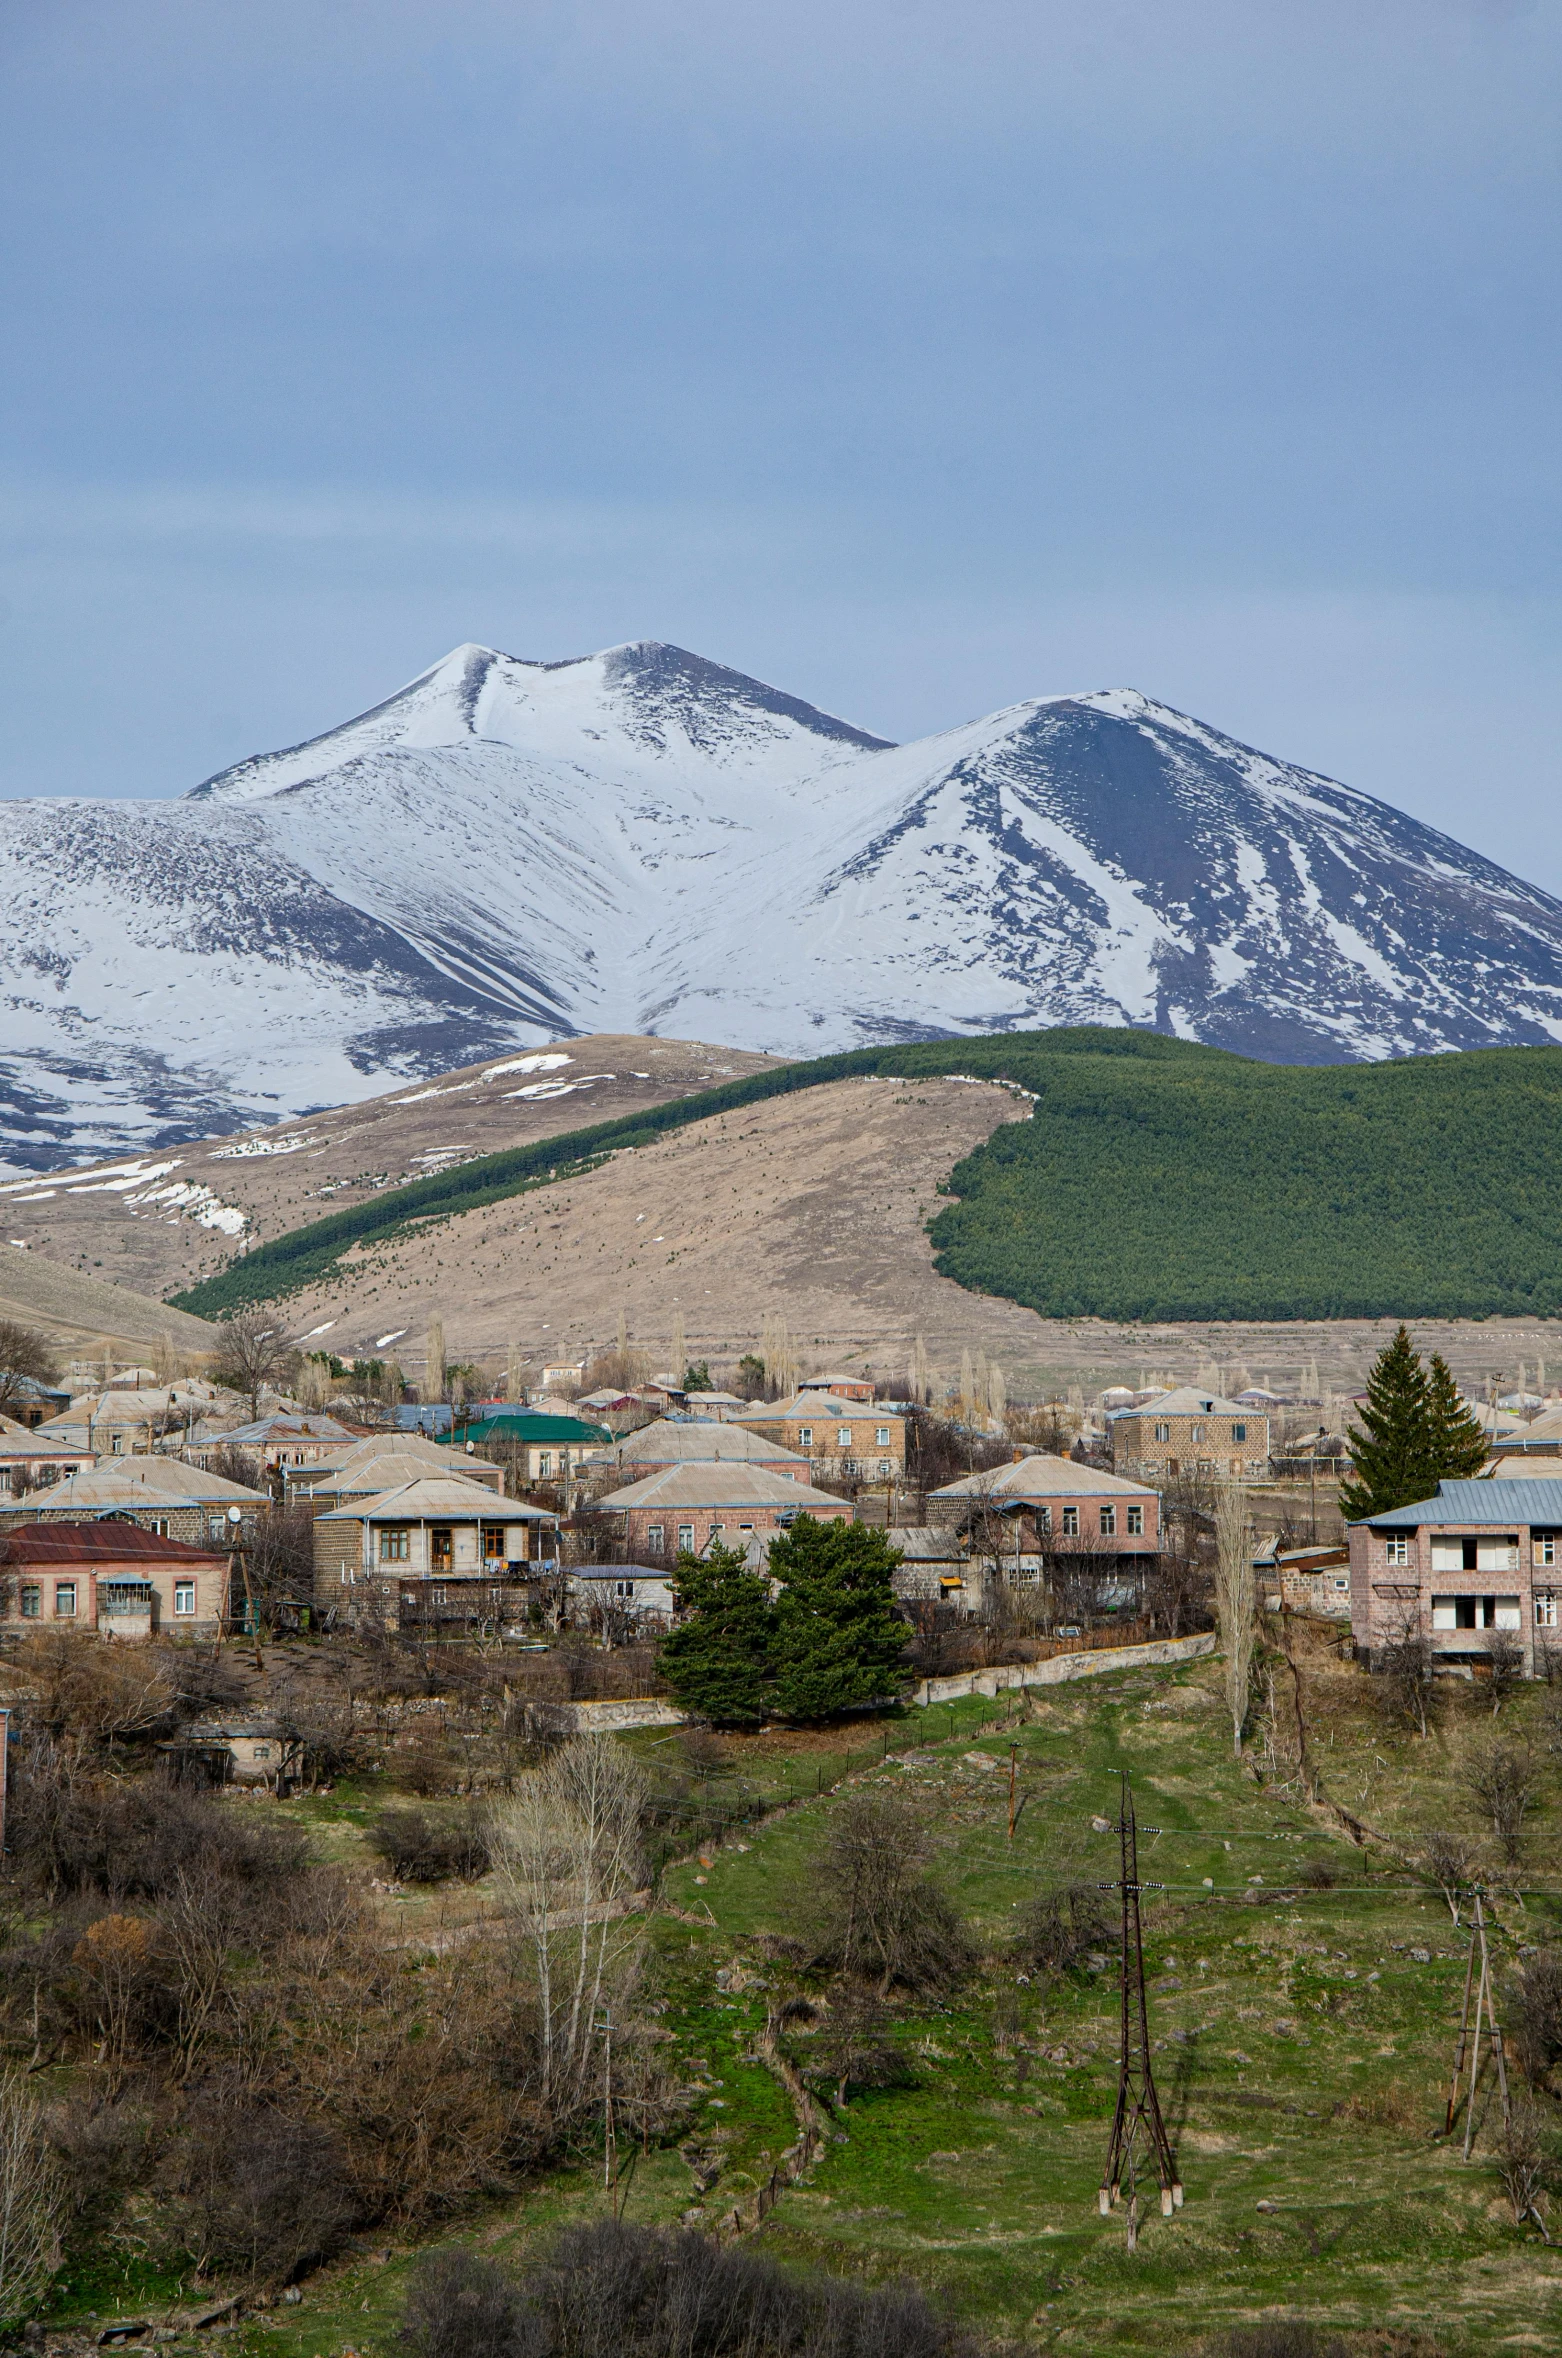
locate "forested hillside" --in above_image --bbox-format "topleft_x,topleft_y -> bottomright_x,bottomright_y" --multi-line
171,1029 -> 1562,1324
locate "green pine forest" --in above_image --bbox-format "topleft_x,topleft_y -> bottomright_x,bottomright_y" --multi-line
172,1027 -> 1562,1325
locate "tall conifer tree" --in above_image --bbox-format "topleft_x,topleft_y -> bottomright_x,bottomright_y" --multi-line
1425,1352 -> 1489,1483
660,1544 -> 777,1728
1338,1325 -> 1436,1520
769,1518 -> 909,1722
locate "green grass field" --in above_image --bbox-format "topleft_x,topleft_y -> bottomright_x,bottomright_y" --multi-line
48,1647 -> 1562,2358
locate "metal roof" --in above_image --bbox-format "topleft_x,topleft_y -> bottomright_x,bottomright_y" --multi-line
591,1462 -> 850,1511
316,1477 -> 559,1523
1,1518 -> 227,1563
1357,1479 -> 1562,1528
932,1453 -> 1158,1501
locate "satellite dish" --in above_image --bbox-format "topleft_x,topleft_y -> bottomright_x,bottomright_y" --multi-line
227,1505 -> 243,1524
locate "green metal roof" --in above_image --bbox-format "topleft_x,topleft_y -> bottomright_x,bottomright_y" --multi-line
455,1411 -> 612,1446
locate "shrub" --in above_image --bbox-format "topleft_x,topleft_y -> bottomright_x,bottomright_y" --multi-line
399,2248 -> 544,2358
1219,2330 -> 1347,2358
171,2088 -> 357,2281
370,1806 -> 491,1884
1508,1950 -> 1562,2091
1012,1882 -> 1111,1980
9,1631 -> 173,1744
810,1790 -> 974,1995
1465,1742 -> 1535,1863
0,2071 -> 64,2331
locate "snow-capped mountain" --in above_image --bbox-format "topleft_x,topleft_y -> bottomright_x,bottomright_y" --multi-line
2,638 -> 1560,1171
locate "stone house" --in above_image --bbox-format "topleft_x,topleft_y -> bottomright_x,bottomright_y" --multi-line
732,1394 -> 906,1481
583,1417 -> 810,1484
0,1458 -> 267,1549
0,1412 -> 95,1497
451,1410 -> 613,1484
1107,1387 -> 1270,1482
179,1410 -> 363,1473
795,1373 -> 877,1401
287,1436 -> 507,1513
565,1563 -> 679,1632
928,1454 -> 1161,1555
1348,1477 -> 1562,1673
587,1462 -> 853,1561
0,1518 -> 230,1638
312,1474 -> 560,1626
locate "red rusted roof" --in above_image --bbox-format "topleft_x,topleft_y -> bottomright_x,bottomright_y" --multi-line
1,1518 -> 227,1565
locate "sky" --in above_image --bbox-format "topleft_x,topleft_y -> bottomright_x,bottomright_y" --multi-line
1,0 -> 1558,883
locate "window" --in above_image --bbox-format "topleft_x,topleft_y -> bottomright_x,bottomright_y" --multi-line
798,1427 -> 813,1447
1154,1423 -> 1170,1444
1037,1504 -> 1051,1533
1384,1536 -> 1410,1565
1061,1506 -> 1079,1536
379,1527 -> 411,1561
54,1582 -> 76,1618
174,1581 -> 195,1616
150,1516 -> 170,1537
1432,1595 -> 1475,1629
1232,1422 -> 1246,1443
837,1428 -> 852,1448
430,1528 -> 454,1572
481,1523 -> 507,1562
677,1524 -> 694,1550
1432,1595 -> 1519,1630
1126,1505 -> 1143,1536
739,1522 -> 754,1534
20,1583 -> 40,1618
709,1524 -> 725,1542
1191,1423 -> 1205,1444
110,1432 -> 124,1454
252,1743 -> 272,1762
647,1526 -> 664,1552
1536,1595 -> 1558,1627
1099,1504 -> 1116,1536
876,1427 -> 891,1447
877,1458 -> 891,1475
537,1451 -> 553,1477
1536,1535 -> 1558,1567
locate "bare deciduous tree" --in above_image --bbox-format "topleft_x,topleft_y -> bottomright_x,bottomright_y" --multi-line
210,1311 -> 300,1420
0,2071 -> 63,2330
810,1788 -> 972,1995
491,1735 -> 647,2115
1486,1628 -> 1525,1714
1466,1741 -> 1535,1864
1214,1481 -> 1256,1756
1421,1827 -> 1475,1923
0,1319 -> 60,1421
1376,1622 -> 1437,1739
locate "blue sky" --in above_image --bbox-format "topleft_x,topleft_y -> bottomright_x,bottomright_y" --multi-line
1,0 -> 1558,883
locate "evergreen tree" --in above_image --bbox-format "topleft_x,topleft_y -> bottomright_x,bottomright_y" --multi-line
1338,1325 -> 1437,1520
769,1518 -> 909,1722
659,1544 -> 776,1728
1425,1351 -> 1489,1483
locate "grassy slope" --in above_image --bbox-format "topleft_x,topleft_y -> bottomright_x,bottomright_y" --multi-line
169,1029 -> 1562,1326
66,1651 -> 1562,2358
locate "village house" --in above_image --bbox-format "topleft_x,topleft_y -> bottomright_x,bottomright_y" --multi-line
0,1375 -> 71,1429
1348,1477 -> 1562,1674
312,1475 -> 560,1628
1255,1539 -> 1352,1617
565,1563 -> 679,1634
886,1524 -> 990,1618
450,1408 -> 613,1485
587,1462 -> 853,1560
0,1411 -> 95,1496
161,1718 -> 304,1790
0,1458 -> 267,1548
795,1373 -> 877,1402
583,1417 -> 810,1484
928,1454 -> 1162,1556
285,1435 -> 507,1511
0,1518 -> 230,1638
178,1410 -> 364,1473
732,1393 -> 906,1481
36,1379 -> 234,1457
1107,1386 -> 1271,1482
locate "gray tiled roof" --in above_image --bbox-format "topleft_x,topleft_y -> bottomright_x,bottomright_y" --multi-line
1358,1479 -> 1562,1528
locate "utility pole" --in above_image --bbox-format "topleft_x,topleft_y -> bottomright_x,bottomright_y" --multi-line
1445,1891 -> 1511,2157
1099,1772 -> 1182,2245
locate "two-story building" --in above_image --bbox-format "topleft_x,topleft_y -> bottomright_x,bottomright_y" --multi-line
312,1475 -> 560,1628
0,1411 -> 94,1497
450,1409 -> 613,1485
1348,1478 -> 1562,1673
732,1394 -> 906,1482
1107,1387 -> 1270,1482
288,1436 -> 506,1512
178,1410 -> 363,1473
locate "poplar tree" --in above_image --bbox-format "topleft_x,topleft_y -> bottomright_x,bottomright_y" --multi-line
769,1519 -> 909,1722
1338,1326 -> 1437,1520
659,1545 -> 777,1728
